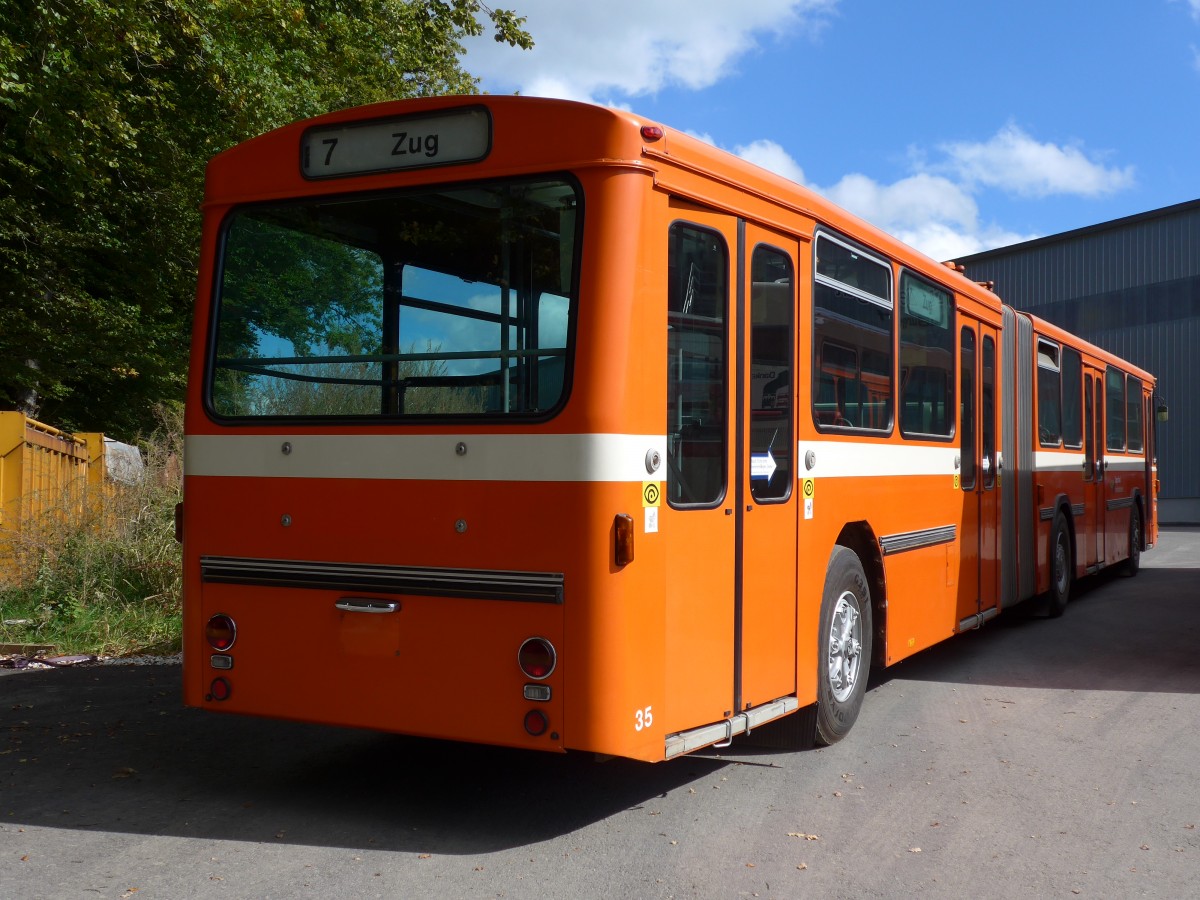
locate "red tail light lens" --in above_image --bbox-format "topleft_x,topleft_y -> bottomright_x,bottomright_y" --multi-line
518,637 -> 557,680
209,677 -> 232,702
205,614 -> 237,651
524,709 -> 548,736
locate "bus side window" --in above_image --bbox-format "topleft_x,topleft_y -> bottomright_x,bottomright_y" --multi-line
812,233 -> 893,433
1061,346 -> 1083,448
1037,339 -> 1062,447
899,272 -> 953,439
1127,375 -> 1144,452
1106,368 -> 1126,451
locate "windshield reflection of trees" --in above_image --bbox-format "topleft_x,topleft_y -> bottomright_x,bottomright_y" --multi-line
211,179 -> 578,418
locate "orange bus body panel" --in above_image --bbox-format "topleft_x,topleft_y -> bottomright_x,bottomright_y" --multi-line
183,96 -> 1158,761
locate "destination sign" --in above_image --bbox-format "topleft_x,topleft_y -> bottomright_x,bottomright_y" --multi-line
300,107 -> 491,179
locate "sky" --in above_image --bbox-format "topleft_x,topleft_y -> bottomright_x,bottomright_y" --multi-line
461,0 -> 1200,262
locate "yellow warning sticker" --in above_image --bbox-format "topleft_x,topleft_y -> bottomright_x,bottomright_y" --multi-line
642,481 -> 662,507
802,478 -> 815,499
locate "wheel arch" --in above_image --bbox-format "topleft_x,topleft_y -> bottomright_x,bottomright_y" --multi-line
1053,492 -> 1077,567
1131,488 -> 1145,551
834,521 -> 887,670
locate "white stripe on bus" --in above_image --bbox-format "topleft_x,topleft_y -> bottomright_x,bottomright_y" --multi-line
186,433 -> 668,482
189,434 -> 1139,484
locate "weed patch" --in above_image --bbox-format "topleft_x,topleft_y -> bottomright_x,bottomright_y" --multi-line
0,407 -> 182,657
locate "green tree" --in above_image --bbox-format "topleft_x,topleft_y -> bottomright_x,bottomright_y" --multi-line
0,0 -> 531,436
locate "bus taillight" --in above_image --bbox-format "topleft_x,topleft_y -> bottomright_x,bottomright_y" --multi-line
518,637 -> 556,679
524,709 -> 549,736
209,677 -> 232,702
205,614 -> 237,651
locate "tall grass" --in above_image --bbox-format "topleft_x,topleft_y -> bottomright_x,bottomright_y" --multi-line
0,406 -> 183,657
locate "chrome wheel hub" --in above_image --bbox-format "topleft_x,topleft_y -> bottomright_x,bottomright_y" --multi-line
827,591 -> 863,703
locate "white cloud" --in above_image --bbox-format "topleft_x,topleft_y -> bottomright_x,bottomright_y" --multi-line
824,172 -> 978,233
727,135 -> 1046,260
936,123 -> 1135,198
462,7 -> 1129,261
734,139 -> 809,186
463,0 -> 837,101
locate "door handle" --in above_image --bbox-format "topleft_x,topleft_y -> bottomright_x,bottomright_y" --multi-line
335,598 -> 400,613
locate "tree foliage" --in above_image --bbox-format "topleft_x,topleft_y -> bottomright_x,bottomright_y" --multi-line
0,0 -> 530,436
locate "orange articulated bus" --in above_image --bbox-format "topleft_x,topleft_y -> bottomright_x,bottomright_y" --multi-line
181,96 -> 1158,761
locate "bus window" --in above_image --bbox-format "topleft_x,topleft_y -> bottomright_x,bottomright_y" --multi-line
667,222 -> 728,506
1127,375 -> 1143,452
1084,373 -> 1095,480
1106,368 -> 1126,451
209,177 -> 579,419
1037,339 -> 1062,446
960,326 -> 976,490
982,335 -> 996,490
1061,346 -> 1083,449
750,246 -> 794,501
813,233 -> 893,432
899,273 -> 953,438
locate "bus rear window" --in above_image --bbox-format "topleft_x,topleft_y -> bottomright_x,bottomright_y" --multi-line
209,178 -> 579,419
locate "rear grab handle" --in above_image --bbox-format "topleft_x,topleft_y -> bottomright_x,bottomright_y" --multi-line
335,598 -> 400,614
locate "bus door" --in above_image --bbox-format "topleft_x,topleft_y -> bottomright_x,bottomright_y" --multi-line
664,209 -> 799,736
738,228 -> 798,711
664,211 -> 738,733
957,315 -> 1000,626
1094,372 -> 1108,564
1082,368 -> 1103,569
1145,390 -> 1157,544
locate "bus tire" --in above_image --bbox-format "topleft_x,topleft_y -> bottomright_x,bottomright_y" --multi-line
1120,506 -> 1142,577
1046,512 -> 1072,617
815,547 -> 873,746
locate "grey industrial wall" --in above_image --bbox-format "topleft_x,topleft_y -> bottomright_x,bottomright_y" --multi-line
955,200 -> 1200,523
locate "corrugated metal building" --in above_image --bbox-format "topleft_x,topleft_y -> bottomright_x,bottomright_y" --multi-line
956,199 -> 1200,523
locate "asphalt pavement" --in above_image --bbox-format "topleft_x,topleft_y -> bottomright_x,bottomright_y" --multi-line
3,528 -> 1198,899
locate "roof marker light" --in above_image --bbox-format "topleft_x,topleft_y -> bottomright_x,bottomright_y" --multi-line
641,125 -> 665,141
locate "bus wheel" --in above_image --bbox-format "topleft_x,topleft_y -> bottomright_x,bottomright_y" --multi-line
816,547 -> 873,745
1121,507 -> 1142,577
1047,512 -> 1072,617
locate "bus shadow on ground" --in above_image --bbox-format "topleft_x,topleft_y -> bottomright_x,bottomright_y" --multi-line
1,664 -> 721,854
878,563 -> 1200,695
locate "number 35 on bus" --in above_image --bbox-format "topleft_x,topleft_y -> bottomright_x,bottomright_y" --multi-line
180,96 -> 1160,761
